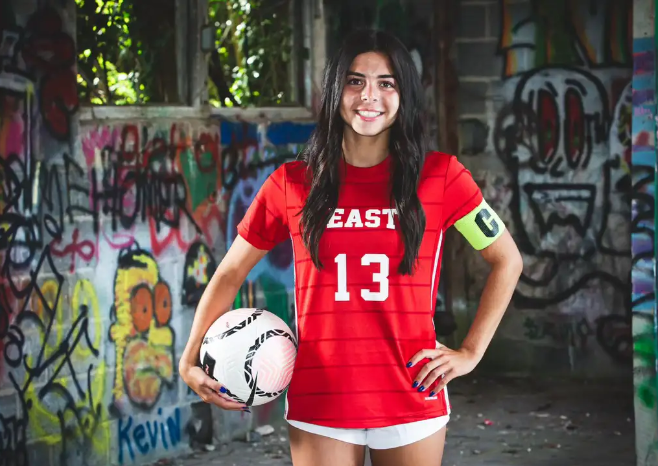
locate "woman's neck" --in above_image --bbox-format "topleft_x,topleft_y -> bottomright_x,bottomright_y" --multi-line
342,127 -> 390,167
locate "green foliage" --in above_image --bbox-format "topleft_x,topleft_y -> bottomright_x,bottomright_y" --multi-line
76,0 -> 136,104
75,0 -> 293,106
207,0 -> 294,107
76,0 -> 178,105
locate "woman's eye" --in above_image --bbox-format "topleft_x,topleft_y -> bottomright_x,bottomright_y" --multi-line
348,78 -> 362,85
380,81 -> 395,88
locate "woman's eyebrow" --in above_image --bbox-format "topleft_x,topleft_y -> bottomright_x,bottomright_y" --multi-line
347,71 -> 395,79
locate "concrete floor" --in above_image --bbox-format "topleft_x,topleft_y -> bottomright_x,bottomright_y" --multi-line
157,375 -> 636,466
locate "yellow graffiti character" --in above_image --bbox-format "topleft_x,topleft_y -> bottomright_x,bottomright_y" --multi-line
110,248 -> 174,412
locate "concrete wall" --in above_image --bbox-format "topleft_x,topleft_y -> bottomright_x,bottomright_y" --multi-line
0,1 -> 315,465
453,0 -> 634,376
631,1 -> 658,464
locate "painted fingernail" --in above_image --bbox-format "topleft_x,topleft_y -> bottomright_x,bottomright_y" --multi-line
406,361 -> 413,368
418,385 -> 425,392
430,391 -> 436,397
242,407 -> 251,413
219,387 -> 227,394
412,381 -> 419,388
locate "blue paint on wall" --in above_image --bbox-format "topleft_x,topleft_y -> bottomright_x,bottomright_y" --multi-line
266,122 -> 315,145
220,122 -> 259,144
117,408 -> 182,465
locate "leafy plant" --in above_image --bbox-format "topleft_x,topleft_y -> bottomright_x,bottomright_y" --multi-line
75,0 -> 294,106
76,0 -> 178,105
207,0 -> 294,107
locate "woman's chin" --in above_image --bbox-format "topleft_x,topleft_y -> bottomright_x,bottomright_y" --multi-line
348,123 -> 390,138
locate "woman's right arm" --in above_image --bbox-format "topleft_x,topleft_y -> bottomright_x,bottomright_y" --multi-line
179,235 -> 269,410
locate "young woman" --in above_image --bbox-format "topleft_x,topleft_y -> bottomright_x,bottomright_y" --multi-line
180,29 -> 522,466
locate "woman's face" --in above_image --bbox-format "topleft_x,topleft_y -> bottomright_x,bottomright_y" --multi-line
340,52 -> 400,138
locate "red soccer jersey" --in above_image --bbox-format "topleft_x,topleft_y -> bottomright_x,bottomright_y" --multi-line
237,151 -> 503,428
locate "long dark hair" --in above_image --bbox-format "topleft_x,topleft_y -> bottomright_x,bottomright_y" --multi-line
299,29 -> 427,275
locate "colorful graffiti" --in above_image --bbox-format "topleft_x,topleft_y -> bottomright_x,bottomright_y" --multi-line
498,0 -> 632,78
0,274 -> 110,466
0,3 -> 103,465
0,2 -> 319,464
630,22 -> 658,466
1,28 -> 218,462
77,123 -> 221,240
181,242 -> 217,306
2,111 -> 314,465
109,246 -> 175,414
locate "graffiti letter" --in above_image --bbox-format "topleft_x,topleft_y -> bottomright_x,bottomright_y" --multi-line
146,420 -> 159,449
133,424 -> 149,455
160,421 -> 169,450
167,408 -> 182,446
118,416 -> 134,465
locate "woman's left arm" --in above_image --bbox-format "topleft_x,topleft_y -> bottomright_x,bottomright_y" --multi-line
408,230 -> 523,395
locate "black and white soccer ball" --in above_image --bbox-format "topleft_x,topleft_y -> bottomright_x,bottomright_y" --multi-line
200,308 -> 297,406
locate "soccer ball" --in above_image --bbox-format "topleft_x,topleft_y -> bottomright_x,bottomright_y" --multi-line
200,308 -> 297,406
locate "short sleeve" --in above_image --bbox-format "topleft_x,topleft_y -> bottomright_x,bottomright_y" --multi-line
237,165 -> 290,250
442,156 -> 505,250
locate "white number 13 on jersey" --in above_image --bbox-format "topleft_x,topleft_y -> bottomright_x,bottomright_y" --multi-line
335,254 -> 389,302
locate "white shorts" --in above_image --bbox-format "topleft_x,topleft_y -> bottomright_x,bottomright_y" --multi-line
287,415 -> 450,450
287,341 -> 451,449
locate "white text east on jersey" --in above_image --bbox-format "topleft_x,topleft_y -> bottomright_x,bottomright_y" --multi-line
327,208 -> 398,229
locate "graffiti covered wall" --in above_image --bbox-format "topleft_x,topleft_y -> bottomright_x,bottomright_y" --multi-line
0,3 -> 119,465
0,1 -> 316,465
0,5 -> 208,454
455,0 -> 634,374
632,1 -> 658,464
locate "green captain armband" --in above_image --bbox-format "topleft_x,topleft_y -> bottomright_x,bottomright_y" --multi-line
453,199 -> 505,250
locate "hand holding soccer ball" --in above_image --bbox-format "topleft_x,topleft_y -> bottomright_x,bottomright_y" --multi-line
179,363 -> 249,412
183,308 -> 297,411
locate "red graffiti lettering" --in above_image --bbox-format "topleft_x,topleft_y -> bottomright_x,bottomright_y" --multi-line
50,229 -> 96,273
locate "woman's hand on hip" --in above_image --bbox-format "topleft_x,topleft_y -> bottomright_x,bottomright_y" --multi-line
406,344 -> 481,396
